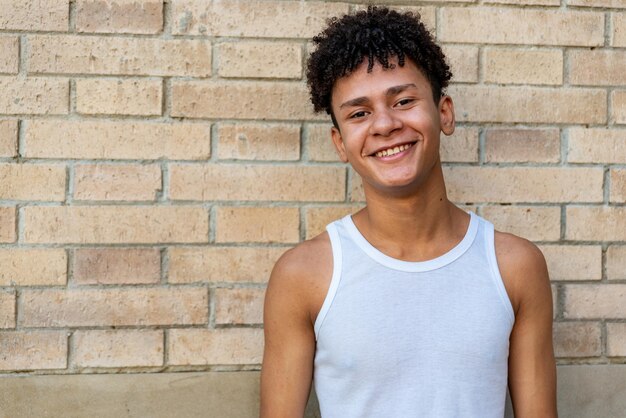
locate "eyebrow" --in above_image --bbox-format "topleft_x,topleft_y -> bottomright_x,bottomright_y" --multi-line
339,83 -> 418,109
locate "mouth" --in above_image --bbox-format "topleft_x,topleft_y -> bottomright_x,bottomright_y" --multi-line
370,142 -> 416,158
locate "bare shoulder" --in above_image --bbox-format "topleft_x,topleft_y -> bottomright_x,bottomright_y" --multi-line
266,231 -> 334,325
494,230 -> 551,315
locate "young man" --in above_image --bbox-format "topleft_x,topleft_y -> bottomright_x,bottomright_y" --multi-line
261,7 -> 557,418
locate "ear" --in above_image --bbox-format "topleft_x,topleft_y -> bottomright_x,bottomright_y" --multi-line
331,126 -> 349,163
439,95 -> 455,136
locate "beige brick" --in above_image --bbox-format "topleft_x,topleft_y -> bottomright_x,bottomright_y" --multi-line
171,0 -> 349,38
0,77 -> 69,115
440,7 -> 604,46
564,284 -> 626,319
0,0 -> 68,31
612,13 -> 626,47
172,80 -> 318,120
485,128 -> 561,163
450,85 -> 606,124
568,0 -> 626,8
607,245 -> 626,280
215,288 -> 265,325
568,128 -> 626,163
305,205 -> 363,240
446,167 -> 603,203
566,207 -> 626,241
570,50 -> 626,85
0,206 -> 15,243
0,249 -> 66,286
482,206 -> 561,241
552,284 -> 558,319
0,331 -> 67,371
168,328 -> 263,366
169,164 -> 345,202
483,48 -> 563,85
73,163 -> 162,201
0,36 -> 18,74
73,330 -> 163,367
611,90 -> 626,124
0,164 -> 66,201
0,120 -> 18,157
553,322 -> 602,358
539,245 -> 603,281
76,0 -> 163,34
441,127 -> 479,163
73,248 -> 160,285
217,123 -> 300,161
0,290 -> 15,328
611,168 -> 626,203
215,207 -> 299,244
607,323 -> 626,357
350,171 -> 365,202
168,246 -> 285,284
76,78 -> 162,116
486,0 -> 560,4
23,206 -> 209,244
217,41 -> 302,79
20,288 -> 208,327
24,120 -> 211,160
307,123 -> 339,162
29,35 -> 211,77
442,45 -> 479,83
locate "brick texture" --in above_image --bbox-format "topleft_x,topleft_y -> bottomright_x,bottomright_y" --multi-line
167,328 -> 263,365
441,127 -> 479,163
0,120 -> 17,157
610,168 -> 626,203
29,35 -> 211,77
76,78 -> 162,116
443,45 -> 479,83
217,123 -> 300,161
24,120 -> 211,160
0,249 -> 67,286
215,207 -> 300,243
607,246 -> 626,280
568,128 -> 626,163
483,48 -> 563,85
611,90 -> 626,124
0,37 -> 19,74
73,164 -> 162,201
569,50 -> 626,85
76,0 -> 163,34
305,205 -> 363,239
20,288 -> 208,327
73,248 -> 161,285
72,329 -> 163,367
568,0 -> 626,8
0,290 -> 15,329
307,124 -> 339,162
485,128 -> 560,163
0,77 -> 69,115
564,285 -> 626,319
607,323 -> 626,357
482,205 -> 561,241
170,164 -> 344,202
613,12 -> 626,46
171,0 -> 349,37
553,322 -> 602,358
0,331 -> 67,371
566,207 -> 626,241
0,0 -> 68,31
539,245 -> 603,281
214,288 -> 265,325
168,247 -> 284,284
0,206 -> 16,243
217,41 -> 302,79
0,164 -> 66,201
23,206 -> 209,244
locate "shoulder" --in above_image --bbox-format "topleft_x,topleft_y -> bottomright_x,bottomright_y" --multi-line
266,231 -> 334,325
493,230 -> 551,315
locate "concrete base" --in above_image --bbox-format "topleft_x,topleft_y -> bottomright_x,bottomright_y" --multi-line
0,365 -> 624,417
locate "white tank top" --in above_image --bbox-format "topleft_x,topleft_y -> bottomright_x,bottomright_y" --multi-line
313,212 -> 515,418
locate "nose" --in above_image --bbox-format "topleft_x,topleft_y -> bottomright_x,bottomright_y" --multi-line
369,107 -> 402,137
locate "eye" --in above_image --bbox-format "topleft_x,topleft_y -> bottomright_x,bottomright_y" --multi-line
349,110 -> 368,119
395,98 -> 415,107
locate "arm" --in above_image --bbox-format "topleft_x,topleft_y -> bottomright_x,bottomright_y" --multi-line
496,233 -> 558,417
260,243 -> 325,418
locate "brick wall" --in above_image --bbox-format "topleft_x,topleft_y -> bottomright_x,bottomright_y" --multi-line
0,0 -> 624,378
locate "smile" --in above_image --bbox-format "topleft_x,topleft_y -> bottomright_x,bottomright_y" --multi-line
373,143 -> 414,158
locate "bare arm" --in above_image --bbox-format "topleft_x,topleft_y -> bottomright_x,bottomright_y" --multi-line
260,238 -> 331,418
496,233 -> 557,417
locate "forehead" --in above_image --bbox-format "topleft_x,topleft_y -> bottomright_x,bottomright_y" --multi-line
331,58 -> 433,107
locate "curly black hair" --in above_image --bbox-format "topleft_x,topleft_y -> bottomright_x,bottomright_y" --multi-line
306,6 -> 452,127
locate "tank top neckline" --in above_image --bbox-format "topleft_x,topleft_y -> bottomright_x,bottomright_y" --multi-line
341,211 -> 479,272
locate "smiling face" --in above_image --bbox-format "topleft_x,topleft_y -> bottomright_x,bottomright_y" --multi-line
330,58 -> 455,198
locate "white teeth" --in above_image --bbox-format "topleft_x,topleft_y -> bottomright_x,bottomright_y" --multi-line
375,143 -> 413,158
